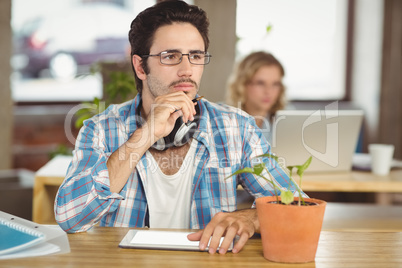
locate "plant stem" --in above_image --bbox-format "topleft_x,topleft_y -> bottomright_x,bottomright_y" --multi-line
257,173 -> 280,203
289,176 -> 305,206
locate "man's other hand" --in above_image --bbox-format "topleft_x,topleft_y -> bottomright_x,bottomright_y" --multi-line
187,209 -> 259,254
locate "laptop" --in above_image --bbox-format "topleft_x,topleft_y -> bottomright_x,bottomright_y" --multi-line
270,109 -> 364,173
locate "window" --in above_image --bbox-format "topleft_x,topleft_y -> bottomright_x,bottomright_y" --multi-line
11,0 -> 349,102
11,0 -> 156,102
236,0 -> 349,100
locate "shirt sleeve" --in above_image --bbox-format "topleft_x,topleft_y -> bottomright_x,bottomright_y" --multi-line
54,117 -> 125,233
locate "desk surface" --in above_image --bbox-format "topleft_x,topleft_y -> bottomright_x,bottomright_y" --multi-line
2,227 -> 402,267
301,169 -> 402,192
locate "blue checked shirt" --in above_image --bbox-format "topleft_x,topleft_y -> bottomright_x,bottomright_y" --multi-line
55,94 -> 302,233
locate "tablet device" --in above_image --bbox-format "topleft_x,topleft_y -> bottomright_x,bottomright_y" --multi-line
119,230 -> 233,252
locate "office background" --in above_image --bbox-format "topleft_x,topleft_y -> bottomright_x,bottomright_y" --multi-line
0,0 -> 401,218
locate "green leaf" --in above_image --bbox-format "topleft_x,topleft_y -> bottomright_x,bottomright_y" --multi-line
75,114 -> 91,128
104,71 -> 136,103
93,97 -> 100,106
225,167 -> 255,179
72,65 -> 137,131
266,24 -> 273,33
287,165 -> 294,178
253,163 -> 265,176
75,106 -> 91,116
280,190 -> 294,205
224,163 -> 267,179
296,156 -> 312,177
255,153 -> 278,162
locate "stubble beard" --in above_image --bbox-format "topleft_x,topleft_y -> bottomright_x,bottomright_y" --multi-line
146,73 -> 199,99
146,73 -> 170,99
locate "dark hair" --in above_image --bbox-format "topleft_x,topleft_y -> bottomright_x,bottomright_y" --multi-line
128,0 -> 210,94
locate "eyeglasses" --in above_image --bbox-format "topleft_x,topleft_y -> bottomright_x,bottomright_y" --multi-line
141,51 -> 211,65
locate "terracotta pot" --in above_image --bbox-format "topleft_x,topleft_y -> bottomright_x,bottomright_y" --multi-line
256,196 -> 327,263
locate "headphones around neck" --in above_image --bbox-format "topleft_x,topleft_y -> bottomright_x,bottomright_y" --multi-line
136,99 -> 201,151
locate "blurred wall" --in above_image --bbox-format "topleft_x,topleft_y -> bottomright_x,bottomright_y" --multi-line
0,0 -> 13,170
194,0 -> 236,103
351,0 -> 384,145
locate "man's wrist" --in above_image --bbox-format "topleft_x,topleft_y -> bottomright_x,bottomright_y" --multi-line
250,208 -> 260,233
126,125 -> 154,151
232,208 -> 260,233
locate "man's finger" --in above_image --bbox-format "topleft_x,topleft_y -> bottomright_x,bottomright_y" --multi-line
218,225 -> 238,254
198,223 -> 215,251
232,232 -> 250,254
207,225 -> 226,254
187,230 -> 203,241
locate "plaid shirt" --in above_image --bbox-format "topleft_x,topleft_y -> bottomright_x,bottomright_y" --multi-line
55,94 -> 300,233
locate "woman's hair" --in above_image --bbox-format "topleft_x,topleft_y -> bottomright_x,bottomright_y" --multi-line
227,51 -> 286,116
128,0 -> 210,94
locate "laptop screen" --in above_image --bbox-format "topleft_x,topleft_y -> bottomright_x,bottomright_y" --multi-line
270,109 -> 364,173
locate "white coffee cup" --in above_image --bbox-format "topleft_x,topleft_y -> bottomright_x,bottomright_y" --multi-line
368,144 -> 395,176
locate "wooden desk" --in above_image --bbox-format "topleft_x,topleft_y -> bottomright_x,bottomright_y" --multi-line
322,203 -> 402,232
302,170 -> 402,204
33,156 -> 71,224
302,170 -> 402,192
2,227 -> 402,267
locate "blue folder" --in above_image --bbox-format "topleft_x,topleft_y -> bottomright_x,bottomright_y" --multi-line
0,217 -> 45,255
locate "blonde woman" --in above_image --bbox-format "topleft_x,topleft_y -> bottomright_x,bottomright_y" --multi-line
227,51 -> 286,143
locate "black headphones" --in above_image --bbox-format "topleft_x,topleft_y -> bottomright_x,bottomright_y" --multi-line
136,99 -> 201,151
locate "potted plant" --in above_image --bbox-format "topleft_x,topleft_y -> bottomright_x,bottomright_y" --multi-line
229,154 -> 326,263
50,62 -> 137,159
74,62 -> 137,128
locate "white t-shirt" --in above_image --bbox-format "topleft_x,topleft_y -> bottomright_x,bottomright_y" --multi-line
145,140 -> 197,228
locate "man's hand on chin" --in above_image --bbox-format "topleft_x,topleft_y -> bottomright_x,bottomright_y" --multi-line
187,209 -> 259,254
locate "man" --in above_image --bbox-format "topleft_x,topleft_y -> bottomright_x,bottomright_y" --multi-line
55,1 -> 300,255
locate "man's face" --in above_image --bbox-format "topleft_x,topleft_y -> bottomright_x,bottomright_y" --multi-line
143,22 -> 205,100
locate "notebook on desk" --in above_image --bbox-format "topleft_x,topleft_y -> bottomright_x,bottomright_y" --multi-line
0,217 -> 45,255
270,109 -> 364,173
0,211 -> 70,259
